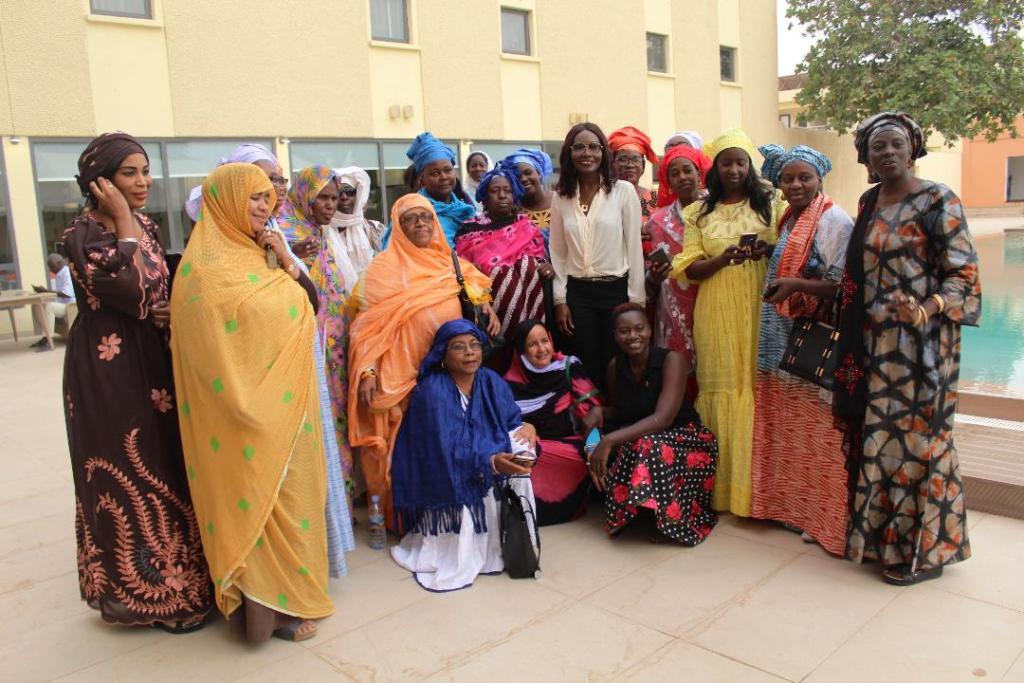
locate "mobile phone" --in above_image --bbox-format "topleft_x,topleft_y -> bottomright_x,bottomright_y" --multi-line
649,246 -> 671,267
738,233 -> 758,250
763,282 -> 780,300
584,428 -> 601,455
512,451 -> 537,466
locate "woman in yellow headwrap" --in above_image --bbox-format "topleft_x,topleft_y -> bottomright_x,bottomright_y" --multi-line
170,163 -> 333,643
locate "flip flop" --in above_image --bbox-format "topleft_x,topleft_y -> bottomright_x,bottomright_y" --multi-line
882,564 -> 943,587
152,618 -> 207,635
273,619 -> 317,642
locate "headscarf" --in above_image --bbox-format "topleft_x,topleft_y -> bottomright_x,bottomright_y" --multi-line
170,163 -> 331,618
474,160 -> 526,205
391,319 -> 519,535
406,132 -> 457,174
76,132 -> 148,205
347,193 -> 492,457
853,111 -> 927,183
417,188 -> 476,247
326,166 -> 374,282
503,148 -> 554,181
758,144 -> 833,187
463,151 -> 493,207
655,145 -> 713,208
608,126 -> 659,165
184,143 -> 279,221
665,130 -> 703,151
279,165 -> 337,244
705,128 -> 758,164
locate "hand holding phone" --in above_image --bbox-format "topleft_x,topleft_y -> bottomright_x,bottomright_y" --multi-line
738,233 -> 758,255
649,246 -> 671,267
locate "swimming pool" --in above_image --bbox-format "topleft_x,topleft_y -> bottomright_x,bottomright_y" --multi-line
960,230 -> 1024,398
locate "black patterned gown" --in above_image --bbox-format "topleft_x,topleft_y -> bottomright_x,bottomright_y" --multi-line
63,213 -> 211,626
839,182 -> 981,571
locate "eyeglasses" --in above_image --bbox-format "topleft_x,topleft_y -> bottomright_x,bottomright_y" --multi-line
339,187 -> 357,197
447,341 -> 483,353
570,142 -> 603,154
399,211 -> 434,228
615,154 -> 644,167
269,175 -> 288,187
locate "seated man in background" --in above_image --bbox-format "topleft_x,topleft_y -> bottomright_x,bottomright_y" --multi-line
31,253 -> 76,351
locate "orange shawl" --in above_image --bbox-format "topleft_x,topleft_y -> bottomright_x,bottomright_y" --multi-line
774,192 -> 833,319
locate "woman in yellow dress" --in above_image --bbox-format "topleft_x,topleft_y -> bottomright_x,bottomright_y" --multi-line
671,129 -> 785,516
171,163 -> 333,642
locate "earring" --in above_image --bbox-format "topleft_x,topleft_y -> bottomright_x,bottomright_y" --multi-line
441,361 -> 446,369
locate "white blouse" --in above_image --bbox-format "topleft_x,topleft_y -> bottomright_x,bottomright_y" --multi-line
549,180 -> 645,306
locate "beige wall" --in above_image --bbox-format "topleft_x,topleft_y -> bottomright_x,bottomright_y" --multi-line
670,0 -> 720,140
1,137 -> 47,335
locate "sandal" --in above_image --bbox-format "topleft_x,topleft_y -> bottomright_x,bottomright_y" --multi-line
881,564 -> 943,587
273,619 -> 317,642
152,618 -> 207,635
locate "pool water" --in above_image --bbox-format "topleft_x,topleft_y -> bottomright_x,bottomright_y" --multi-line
960,230 -> 1024,398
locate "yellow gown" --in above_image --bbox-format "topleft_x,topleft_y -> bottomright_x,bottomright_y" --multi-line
672,197 -> 785,516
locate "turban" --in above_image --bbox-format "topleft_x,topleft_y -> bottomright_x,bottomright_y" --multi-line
665,130 -> 704,151
608,126 -> 659,165
475,160 -> 525,204
656,145 -> 713,208
854,111 -> 927,165
705,128 -> 758,163
503,148 -> 554,181
76,132 -> 148,204
185,143 -> 279,221
757,144 -> 833,186
406,132 -> 457,174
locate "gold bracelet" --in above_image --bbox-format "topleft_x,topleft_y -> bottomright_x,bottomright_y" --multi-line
914,305 -> 927,327
929,293 -> 945,315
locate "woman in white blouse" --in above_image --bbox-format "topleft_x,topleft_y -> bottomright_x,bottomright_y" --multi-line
550,123 -> 645,388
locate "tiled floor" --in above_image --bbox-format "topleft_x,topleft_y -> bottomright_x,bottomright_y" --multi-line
2,340 -> 1023,682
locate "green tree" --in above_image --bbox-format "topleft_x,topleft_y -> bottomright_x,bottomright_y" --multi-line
787,0 -> 1024,142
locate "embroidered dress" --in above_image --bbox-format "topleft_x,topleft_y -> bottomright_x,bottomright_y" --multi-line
604,348 -> 718,545
838,182 -> 981,570
749,205 -> 853,555
645,201 -> 698,367
63,213 -> 212,627
521,207 -> 551,231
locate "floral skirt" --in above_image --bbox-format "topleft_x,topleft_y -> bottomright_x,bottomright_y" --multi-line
604,422 -> 718,546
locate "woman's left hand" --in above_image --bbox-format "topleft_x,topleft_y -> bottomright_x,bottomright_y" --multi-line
588,439 -> 613,492
256,228 -> 292,269
748,240 -> 773,262
537,262 -> 556,280
480,302 -> 501,337
150,301 -> 171,328
513,423 -> 537,449
765,277 -> 801,303
886,291 -> 921,324
646,261 -> 671,285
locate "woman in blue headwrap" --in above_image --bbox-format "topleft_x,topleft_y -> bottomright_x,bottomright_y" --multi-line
406,132 -> 476,246
455,161 -> 553,370
749,143 -> 853,557
390,319 -> 537,592
504,148 -> 555,232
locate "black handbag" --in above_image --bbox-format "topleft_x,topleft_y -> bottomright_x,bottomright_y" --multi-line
779,299 -> 841,390
451,250 -> 505,351
498,480 -> 540,579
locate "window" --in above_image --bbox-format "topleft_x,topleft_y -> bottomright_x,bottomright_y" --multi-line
371,0 -> 409,43
779,114 -> 792,128
89,0 -> 152,19
501,8 -> 531,56
290,142 -> 384,222
646,33 -> 668,73
720,45 -> 737,82
0,145 -> 16,290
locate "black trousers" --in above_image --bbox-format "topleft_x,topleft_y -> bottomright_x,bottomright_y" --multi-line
566,276 -> 628,390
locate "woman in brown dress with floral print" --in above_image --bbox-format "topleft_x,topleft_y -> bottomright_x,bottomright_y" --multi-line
62,133 -> 212,629
834,113 -> 981,586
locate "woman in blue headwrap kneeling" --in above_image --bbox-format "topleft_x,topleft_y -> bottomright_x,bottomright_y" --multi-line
390,319 -> 537,592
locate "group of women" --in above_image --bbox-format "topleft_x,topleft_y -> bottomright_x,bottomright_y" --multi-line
59,110 -> 981,643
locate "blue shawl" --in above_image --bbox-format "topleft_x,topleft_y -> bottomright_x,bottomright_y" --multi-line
391,320 -> 522,535
419,188 -> 476,247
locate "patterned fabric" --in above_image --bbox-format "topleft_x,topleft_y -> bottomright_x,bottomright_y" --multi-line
757,144 -> 833,186
62,212 -> 212,627
521,207 -> 551,231
278,165 -> 336,246
645,202 -> 697,367
170,164 -> 332,620
772,193 -> 836,319
842,182 -> 981,571
474,160 -> 525,204
750,208 -> 854,556
672,196 -> 786,516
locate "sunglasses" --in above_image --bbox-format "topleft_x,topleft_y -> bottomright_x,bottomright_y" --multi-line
339,187 -> 358,198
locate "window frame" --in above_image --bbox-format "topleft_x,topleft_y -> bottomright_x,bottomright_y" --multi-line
0,143 -> 20,290
646,32 -> 669,74
370,0 -> 410,44
500,7 -> 532,56
719,45 -> 738,82
88,0 -> 152,19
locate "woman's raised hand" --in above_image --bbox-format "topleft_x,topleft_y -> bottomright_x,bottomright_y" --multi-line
89,178 -> 132,224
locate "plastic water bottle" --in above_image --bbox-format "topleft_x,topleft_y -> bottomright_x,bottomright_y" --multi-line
368,495 -> 386,550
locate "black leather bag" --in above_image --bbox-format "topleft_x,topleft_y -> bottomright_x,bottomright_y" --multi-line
498,481 -> 540,579
451,250 -> 504,351
779,302 -> 841,390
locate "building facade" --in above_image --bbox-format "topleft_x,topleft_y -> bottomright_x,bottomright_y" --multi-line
961,118 -> 1024,209
0,0 -> 782,334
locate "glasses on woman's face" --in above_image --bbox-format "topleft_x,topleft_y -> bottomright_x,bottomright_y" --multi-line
399,211 -> 434,228
615,154 -> 644,167
570,142 -> 603,154
269,175 -> 288,188
339,187 -> 358,197
447,341 -> 483,353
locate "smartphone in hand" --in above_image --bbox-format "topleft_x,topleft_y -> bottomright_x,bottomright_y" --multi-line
738,233 -> 758,254
649,246 -> 671,267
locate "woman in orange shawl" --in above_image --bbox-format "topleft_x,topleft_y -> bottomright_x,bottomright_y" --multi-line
171,164 -> 333,643
348,193 -> 497,526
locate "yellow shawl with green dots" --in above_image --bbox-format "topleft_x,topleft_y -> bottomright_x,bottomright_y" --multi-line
170,163 -> 333,620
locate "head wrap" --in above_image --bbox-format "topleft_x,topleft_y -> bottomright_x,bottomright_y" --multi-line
705,128 -> 758,163
664,130 -> 704,152
406,132 -> 458,174
278,166 -> 337,243
757,144 -> 833,186
76,132 -> 148,205
607,126 -> 659,165
324,166 -> 374,289
474,160 -> 526,204
418,318 -> 486,379
503,148 -> 554,181
656,144 -> 713,208
332,166 -> 372,222
854,112 -> 927,182
511,318 -> 546,355
184,143 -> 279,221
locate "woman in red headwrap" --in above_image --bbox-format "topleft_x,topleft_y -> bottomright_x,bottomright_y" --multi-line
608,126 -> 660,227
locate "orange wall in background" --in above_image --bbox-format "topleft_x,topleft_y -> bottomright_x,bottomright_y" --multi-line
961,118 -> 1024,208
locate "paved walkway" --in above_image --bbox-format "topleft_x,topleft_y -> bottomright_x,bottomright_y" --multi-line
1,340 -> 1023,682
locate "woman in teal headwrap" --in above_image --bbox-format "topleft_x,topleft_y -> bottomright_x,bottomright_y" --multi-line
504,148 -> 555,232
406,132 -> 476,247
